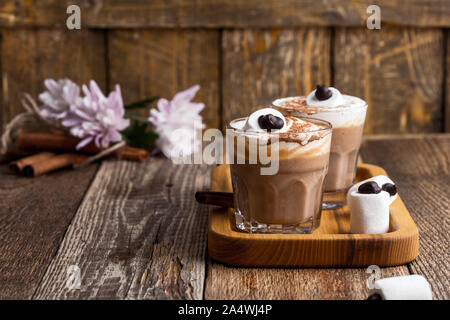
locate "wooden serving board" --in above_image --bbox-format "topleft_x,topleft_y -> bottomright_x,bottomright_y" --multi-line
208,164 -> 419,267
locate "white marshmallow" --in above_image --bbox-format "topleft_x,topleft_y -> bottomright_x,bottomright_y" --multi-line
348,191 -> 390,234
306,87 -> 344,107
347,175 -> 398,234
243,108 -> 287,133
370,275 -> 433,300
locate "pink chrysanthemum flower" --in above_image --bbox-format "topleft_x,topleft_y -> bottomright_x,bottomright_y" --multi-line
149,85 -> 205,159
62,80 -> 130,149
39,78 -> 81,120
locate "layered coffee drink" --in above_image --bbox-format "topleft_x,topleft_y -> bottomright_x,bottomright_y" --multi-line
272,85 -> 367,208
228,108 -> 332,233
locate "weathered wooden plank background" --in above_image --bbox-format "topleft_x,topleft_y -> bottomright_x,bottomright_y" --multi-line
0,0 -> 449,133
1,1 -> 450,28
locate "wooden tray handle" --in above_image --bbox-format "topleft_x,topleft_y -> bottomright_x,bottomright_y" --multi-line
195,191 -> 234,208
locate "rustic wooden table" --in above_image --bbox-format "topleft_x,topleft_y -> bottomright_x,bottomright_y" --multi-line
0,135 -> 448,300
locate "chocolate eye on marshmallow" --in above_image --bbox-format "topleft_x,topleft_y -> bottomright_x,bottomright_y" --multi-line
241,107 -> 287,132
358,181 -> 382,194
381,183 -> 397,196
357,181 -> 397,196
305,85 -> 344,107
315,84 -> 333,101
258,114 -> 284,131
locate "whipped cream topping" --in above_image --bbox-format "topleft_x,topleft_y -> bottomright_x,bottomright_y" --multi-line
276,134 -> 331,156
272,90 -> 367,128
230,108 -> 331,154
273,94 -> 366,112
306,87 -> 344,107
231,113 -> 326,137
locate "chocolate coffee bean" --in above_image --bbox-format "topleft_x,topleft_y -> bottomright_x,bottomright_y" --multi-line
382,183 -> 397,196
315,84 -> 332,101
358,181 -> 382,194
367,293 -> 382,300
258,114 -> 269,129
258,114 -> 284,131
266,114 -> 284,129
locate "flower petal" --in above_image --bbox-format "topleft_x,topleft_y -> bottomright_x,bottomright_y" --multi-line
172,85 -> 200,103
76,136 -> 93,149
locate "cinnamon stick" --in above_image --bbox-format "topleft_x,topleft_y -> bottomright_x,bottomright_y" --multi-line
195,191 -> 235,208
115,146 -> 149,161
18,133 -> 99,154
24,153 -> 88,177
9,152 -> 56,173
17,133 -> 149,161
0,149 -> 33,164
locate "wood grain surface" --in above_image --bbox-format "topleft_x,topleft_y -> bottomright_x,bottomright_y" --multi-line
0,28 -> 106,133
0,163 -> 99,299
334,27 -> 444,134
446,30 -> 450,132
205,261 -> 409,300
222,28 -> 330,128
108,29 -> 220,128
0,136 -> 448,299
360,135 -> 450,300
33,158 -> 211,300
1,1 -> 450,27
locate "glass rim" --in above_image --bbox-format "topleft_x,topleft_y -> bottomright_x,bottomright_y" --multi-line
271,96 -> 368,113
228,115 -> 333,135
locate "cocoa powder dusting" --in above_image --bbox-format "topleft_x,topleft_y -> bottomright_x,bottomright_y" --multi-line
275,117 -> 329,144
281,97 -> 319,115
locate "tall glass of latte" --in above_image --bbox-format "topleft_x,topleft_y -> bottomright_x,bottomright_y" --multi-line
227,108 -> 332,233
272,85 -> 367,209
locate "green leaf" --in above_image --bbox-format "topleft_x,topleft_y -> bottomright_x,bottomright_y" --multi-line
121,122 -> 158,150
124,114 -> 150,123
124,96 -> 159,110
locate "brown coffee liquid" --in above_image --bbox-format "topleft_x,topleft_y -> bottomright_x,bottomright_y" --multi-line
231,152 -> 329,225
324,124 -> 364,191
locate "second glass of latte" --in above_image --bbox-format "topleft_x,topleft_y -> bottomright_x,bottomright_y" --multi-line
272,85 -> 368,209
